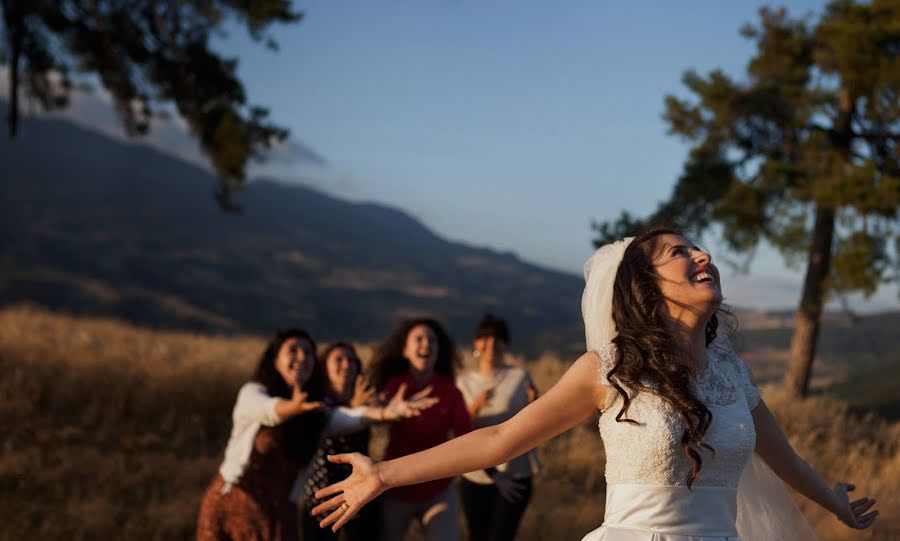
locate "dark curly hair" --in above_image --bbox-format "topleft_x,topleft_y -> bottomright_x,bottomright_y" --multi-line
606,226 -> 733,488
371,318 -> 461,390
317,342 -> 363,405
252,328 -> 327,464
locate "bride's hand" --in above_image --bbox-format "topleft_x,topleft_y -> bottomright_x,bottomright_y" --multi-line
832,482 -> 878,529
312,453 -> 385,531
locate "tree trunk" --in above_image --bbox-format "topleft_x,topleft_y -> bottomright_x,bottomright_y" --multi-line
783,205 -> 835,397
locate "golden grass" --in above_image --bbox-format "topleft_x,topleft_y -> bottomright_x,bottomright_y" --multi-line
0,304 -> 896,540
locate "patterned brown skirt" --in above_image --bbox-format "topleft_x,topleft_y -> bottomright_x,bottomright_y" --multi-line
197,427 -> 301,541
196,475 -> 299,541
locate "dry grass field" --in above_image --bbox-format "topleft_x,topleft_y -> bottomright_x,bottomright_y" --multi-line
0,304 -> 896,540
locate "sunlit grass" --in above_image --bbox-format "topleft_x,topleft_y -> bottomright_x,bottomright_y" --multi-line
0,304 -> 895,540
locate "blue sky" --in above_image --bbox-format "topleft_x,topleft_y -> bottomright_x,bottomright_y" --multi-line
225,1 -> 828,268
28,0 -> 898,311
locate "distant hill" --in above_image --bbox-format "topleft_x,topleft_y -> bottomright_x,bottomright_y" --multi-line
2,115 -> 897,369
0,115 -> 586,356
734,310 -> 900,419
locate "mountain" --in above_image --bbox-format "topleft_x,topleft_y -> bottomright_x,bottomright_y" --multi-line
0,115 -> 586,356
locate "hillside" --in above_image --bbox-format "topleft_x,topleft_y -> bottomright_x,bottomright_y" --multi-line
0,116 -> 585,356
1,114 -> 896,384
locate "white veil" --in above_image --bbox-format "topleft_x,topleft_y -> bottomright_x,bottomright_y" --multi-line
736,454 -> 819,540
581,237 -> 633,350
582,238 -> 818,541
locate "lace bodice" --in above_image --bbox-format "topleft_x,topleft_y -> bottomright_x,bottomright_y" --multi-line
596,343 -> 761,488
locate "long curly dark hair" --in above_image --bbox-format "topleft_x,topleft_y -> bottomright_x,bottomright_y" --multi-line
252,328 -> 328,465
607,226 -> 732,488
371,318 -> 460,390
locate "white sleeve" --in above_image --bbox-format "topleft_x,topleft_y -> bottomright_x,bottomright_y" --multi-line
233,382 -> 282,427
596,343 -> 619,411
322,406 -> 370,437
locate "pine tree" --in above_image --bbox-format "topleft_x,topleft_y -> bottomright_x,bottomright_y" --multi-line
0,0 -> 301,209
594,1 -> 900,397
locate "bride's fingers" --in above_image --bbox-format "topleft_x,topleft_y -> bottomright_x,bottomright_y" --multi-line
314,480 -> 346,500
310,494 -> 345,515
317,499 -> 358,531
330,505 -> 359,532
853,501 -> 876,516
855,510 -> 878,528
326,453 -> 356,465
837,482 -> 856,493
319,505 -> 346,529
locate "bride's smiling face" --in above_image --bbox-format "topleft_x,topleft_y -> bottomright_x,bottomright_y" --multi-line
649,234 -> 723,317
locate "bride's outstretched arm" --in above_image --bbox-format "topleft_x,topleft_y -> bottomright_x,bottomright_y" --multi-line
752,400 -> 878,530
312,351 -> 606,531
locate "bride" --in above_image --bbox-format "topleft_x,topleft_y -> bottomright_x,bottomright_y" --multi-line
311,227 -> 879,540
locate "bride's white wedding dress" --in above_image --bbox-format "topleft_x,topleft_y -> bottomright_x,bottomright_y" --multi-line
582,344 -> 817,541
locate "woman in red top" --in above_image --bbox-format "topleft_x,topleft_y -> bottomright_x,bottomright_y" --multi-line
372,318 -> 472,541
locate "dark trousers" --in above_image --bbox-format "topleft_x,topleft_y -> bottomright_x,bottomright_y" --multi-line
458,477 -> 532,541
301,497 -> 382,541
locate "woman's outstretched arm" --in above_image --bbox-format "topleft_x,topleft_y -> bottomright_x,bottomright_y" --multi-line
325,384 -> 441,436
312,351 -> 606,531
752,400 -> 878,530
272,382 -> 327,421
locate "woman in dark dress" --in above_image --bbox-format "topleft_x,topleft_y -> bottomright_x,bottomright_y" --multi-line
302,342 -> 382,541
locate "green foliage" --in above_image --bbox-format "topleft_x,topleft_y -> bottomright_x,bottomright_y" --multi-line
591,210 -> 646,247
0,0 -> 301,209
597,1 -> 900,298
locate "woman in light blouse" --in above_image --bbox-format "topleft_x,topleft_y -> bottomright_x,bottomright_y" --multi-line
456,314 -> 540,541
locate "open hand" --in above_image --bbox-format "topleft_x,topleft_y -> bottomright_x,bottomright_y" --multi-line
381,383 -> 439,421
493,471 -> 526,503
290,383 -> 327,415
312,453 -> 385,532
833,482 -> 878,529
350,377 -> 376,407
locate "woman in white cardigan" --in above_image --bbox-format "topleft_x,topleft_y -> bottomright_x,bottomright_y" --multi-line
196,328 -> 436,541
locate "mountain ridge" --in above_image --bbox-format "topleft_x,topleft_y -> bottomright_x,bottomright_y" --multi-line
1,115 -> 587,356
